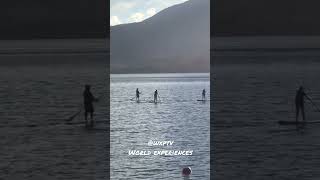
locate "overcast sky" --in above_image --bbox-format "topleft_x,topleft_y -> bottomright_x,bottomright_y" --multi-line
110,0 -> 188,26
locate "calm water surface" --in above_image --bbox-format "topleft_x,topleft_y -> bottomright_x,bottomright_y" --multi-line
0,58 -> 108,179
213,61 -> 320,180
111,73 -> 210,179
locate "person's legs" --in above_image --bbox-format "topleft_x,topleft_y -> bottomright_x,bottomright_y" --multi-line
296,104 -> 299,123
301,104 -> 305,121
90,111 -> 94,127
85,111 -> 88,126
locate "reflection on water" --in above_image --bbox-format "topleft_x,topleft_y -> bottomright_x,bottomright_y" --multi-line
111,73 -> 210,179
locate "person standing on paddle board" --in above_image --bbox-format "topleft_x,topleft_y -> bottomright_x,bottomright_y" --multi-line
136,88 -> 141,101
202,89 -> 206,101
83,85 -> 97,127
154,90 -> 158,103
295,86 -> 308,123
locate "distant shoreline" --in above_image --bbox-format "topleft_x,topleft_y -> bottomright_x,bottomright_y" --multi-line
212,48 -> 320,52
212,36 -> 320,50
0,38 -> 109,55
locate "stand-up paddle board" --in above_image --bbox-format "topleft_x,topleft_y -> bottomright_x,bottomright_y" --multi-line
148,100 -> 159,103
65,120 -> 107,125
278,120 -> 320,125
130,99 -> 159,104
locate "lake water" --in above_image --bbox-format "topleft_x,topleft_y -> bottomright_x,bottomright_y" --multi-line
213,59 -> 320,179
0,51 -> 109,179
111,73 -> 210,179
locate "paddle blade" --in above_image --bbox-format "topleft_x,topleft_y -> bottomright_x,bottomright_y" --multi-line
66,110 -> 81,121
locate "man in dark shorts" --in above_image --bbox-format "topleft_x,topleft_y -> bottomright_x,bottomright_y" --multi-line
136,88 -> 141,101
202,89 -> 206,101
154,90 -> 158,103
83,85 -> 97,127
295,86 -> 309,123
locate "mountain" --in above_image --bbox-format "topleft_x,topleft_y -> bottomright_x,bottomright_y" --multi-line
111,0 -> 210,73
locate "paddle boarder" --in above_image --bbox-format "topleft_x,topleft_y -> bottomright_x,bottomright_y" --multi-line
295,86 -> 309,123
83,85 -> 97,127
154,90 -> 158,103
202,89 -> 206,101
136,88 -> 141,101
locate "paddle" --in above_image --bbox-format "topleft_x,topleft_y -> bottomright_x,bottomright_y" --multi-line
304,88 -> 320,112
307,97 -> 320,112
66,108 -> 82,121
66,93 -> 104,122
131,91 -> 142,101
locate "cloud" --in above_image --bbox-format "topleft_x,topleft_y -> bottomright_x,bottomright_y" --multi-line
126,8 -> 157,24
111,0 -> 188,25
110,16 -> 122,26
146,8 -> 157,17
111,2 -> 136,14
129,12 -> 145,23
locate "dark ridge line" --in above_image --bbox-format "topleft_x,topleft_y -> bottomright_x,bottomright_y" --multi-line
212,48 -> 320,52
0,50 -> 109,55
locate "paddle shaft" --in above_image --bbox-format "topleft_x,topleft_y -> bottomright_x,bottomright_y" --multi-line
303,89 -> 320,112
308,98 -> 320,112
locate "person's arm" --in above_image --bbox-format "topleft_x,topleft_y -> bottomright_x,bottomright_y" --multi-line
90,92 -> 98,102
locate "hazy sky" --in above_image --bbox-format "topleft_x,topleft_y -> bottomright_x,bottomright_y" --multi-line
110,0 -> 188,26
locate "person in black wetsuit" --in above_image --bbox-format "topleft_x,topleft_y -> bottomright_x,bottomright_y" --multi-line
202,89 -> 206,101
136,88 -> 141,101
295,86 -> 309,123
154,90 -> 158,103
83,85 -> 97,127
